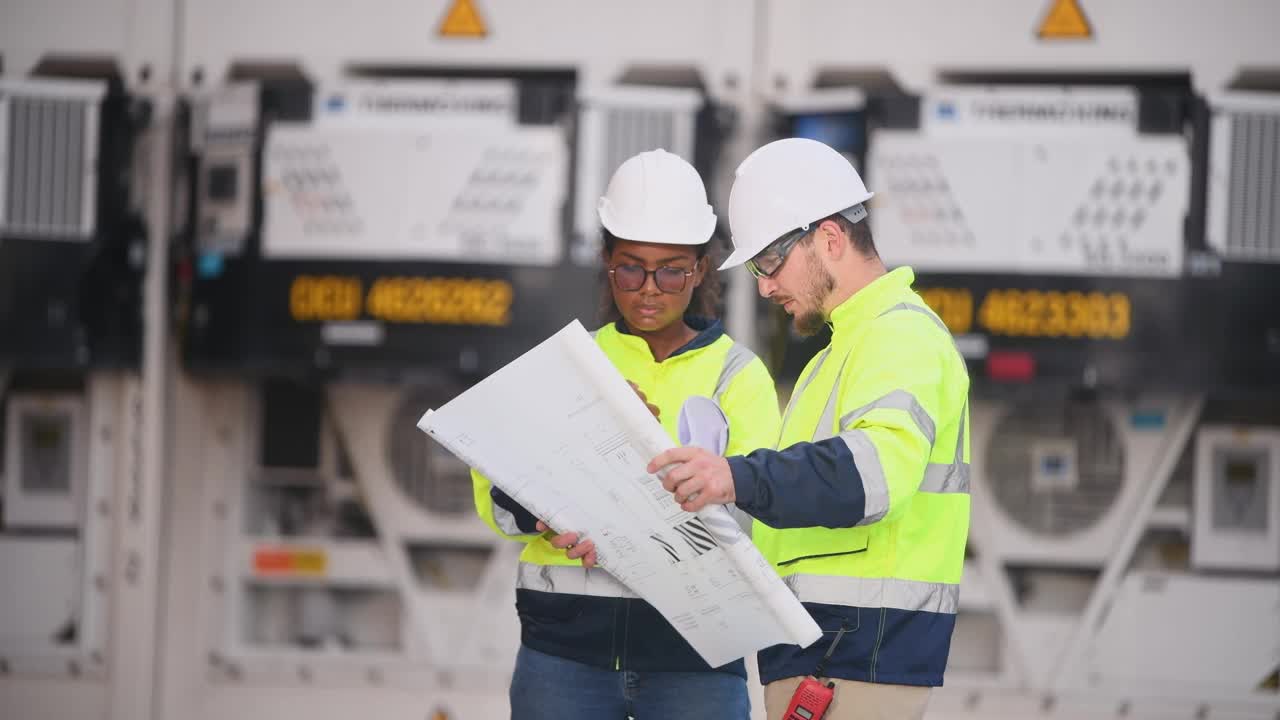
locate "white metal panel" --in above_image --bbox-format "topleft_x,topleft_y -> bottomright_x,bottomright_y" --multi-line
1087,572 -> 1280,696
760,0 -> 1280,95
869,89 -> 1189,277
0,678 -> 107,720
261,123 -> 567,264
0,0 -> 175,87
0,538 -> 80,654
178,0 -> 754,96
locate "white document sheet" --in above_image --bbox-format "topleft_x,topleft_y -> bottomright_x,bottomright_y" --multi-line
417,320 -> 822,667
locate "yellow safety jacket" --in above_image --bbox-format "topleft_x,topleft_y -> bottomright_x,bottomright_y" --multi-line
727,267 -> 970,687
473,317 -> 782,675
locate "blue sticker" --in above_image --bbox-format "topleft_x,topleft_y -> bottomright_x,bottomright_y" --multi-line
196,252 -> 225,279
325,94 -> 346,112
1130,410 -> 1166,430
936,102 -> 957,120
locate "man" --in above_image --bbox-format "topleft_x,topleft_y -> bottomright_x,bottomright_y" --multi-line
648,138 -> 971,720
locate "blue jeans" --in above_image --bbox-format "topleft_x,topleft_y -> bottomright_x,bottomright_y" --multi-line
508,645 -> 751,720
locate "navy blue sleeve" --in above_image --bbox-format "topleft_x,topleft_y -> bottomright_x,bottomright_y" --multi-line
490,487 -> 542,534
728,438 -> 867,529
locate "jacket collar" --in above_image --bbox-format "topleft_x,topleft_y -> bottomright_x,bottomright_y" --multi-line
612,315 -> 725,360
828,266 -> 915,339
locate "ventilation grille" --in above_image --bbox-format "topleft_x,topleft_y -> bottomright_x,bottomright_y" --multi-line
601,108 -> 678,195
388,386 -> 473,516
1225,111 -> 1280,260
2,93 -> 96,239
987,398 -> 1125,536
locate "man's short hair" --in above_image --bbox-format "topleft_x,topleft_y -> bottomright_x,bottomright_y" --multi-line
825,212 -> 877,258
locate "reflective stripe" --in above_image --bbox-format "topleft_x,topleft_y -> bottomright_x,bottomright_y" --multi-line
714,341 -> 757,400
921,399 -> 970,494
515,561 -> 637,599
839,389 -> 936,446
813,351 -> 855,441
838,429 -> 890,525
785,574 -> 959,615
782,345 -> 833,432
921,462 -> 969,494
879,302 -> 949,335
492,505 -> 526,535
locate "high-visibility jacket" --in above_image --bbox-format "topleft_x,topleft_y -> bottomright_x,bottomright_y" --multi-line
473,317 -> 782,676
728,267 -> 971,687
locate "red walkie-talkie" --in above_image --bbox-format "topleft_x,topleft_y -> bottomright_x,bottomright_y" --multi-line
783,626 -> 847,720
783,676 -> 835,719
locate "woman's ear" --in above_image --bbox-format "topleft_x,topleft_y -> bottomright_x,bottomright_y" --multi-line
692,254 -> 709,287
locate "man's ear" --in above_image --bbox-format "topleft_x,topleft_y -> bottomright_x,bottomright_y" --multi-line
818,218 -> 847,261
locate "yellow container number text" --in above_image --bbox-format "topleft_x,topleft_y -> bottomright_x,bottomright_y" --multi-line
290,275 -> 362,322
288,275 -> 514,326
978,289 -> 1130,339
919,287 -> 1131,340
365,277 -> 513,326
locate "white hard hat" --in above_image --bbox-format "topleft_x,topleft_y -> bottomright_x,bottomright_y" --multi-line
597,149 -> 717,246
721,138 -> 874,270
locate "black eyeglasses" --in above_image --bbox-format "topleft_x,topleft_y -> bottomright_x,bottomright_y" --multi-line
608,264 -> 695,293
745,227 -> 811,279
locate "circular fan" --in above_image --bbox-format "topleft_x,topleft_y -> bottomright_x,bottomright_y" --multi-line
387,385 -> 474,516
986,397 -> 1125,536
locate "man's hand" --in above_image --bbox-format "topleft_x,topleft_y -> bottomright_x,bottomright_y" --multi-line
536,520 -> 598,568
628,380 -> 660,420
648,447 -> 735,513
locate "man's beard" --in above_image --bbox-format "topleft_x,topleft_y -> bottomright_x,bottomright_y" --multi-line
793,261 -> 836,337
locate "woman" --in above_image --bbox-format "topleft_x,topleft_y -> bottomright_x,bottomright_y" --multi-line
472,149 -> 782,719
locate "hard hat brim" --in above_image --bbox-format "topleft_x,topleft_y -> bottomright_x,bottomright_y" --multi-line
718,244 -> 757,270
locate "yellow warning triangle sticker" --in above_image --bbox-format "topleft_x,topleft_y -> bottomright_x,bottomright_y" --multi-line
1037,0 -> 1092,40
439,0 -> 488,38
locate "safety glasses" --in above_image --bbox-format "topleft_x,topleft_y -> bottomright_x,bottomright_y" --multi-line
745,227 -> 810,279
608,264 -> 696,293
